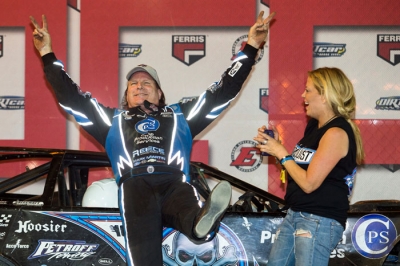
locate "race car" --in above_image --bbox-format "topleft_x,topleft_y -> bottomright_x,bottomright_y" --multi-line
0,146 -> 399,266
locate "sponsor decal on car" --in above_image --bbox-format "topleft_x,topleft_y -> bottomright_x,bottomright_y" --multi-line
0,214 -> 12,227
15,220 -> 67,233
12,200 -> 43,206
6,239 -> 29,252
51,212 -> 126,259
98,258 -> 113,265
28,240 -> 99,261
162,223 -> 247,265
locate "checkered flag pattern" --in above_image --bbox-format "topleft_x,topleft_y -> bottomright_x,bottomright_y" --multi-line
0,214 -> 12,225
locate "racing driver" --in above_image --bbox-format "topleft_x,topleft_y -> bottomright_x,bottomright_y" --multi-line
30,11 -> 275,266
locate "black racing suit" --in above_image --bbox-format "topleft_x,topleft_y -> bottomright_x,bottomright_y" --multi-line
42,44 -> 257,266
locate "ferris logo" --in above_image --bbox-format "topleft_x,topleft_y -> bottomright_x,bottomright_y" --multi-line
351,214 -> 397,259
230,140 -> 262,172
377,34 -> 400,66
172,35 -> 206,66
260,88 -> 269,113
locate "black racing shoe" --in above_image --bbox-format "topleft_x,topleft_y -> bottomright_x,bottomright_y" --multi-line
194,180 -> 232,239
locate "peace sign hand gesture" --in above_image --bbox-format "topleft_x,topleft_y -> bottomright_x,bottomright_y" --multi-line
247,11 -> 276,49
30,15 -> 53,56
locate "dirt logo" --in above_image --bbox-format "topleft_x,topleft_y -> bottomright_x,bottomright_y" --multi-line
377,34 -> 400,66
172,35 -> 205,66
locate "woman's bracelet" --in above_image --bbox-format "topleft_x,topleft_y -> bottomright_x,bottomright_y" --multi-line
280,155 -> 294,166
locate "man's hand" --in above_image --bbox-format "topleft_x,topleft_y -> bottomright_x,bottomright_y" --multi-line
30,15 -> 52,56
247,11 -> 276,49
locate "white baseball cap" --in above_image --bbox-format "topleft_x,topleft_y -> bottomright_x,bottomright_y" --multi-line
126,64 -> 161,88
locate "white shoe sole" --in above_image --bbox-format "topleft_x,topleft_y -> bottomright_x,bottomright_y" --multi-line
194,181 -> 232,238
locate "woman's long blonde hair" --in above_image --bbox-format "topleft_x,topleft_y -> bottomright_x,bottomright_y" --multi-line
308,67 -> 365,165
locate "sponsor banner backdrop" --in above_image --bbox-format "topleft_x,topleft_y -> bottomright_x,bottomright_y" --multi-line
269,0 -> 400,198
0,28 -> 25,139
0,0 -> 67,148
314,26 -> 400,120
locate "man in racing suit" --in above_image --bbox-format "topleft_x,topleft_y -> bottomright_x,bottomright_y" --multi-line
30,11 -> 275,266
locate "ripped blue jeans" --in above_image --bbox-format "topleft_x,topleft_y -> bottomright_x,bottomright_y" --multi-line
267,208 -> 344,266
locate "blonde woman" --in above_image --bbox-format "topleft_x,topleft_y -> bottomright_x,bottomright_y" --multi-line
255,67 -> 364,266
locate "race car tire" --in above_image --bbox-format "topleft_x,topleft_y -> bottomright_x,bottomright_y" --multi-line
0,254 -> 20,266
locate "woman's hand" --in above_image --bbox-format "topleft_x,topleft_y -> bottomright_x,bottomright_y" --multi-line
254,125 -> 288,160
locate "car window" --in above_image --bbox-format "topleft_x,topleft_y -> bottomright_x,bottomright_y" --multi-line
0,157 -> 51,196
0,152 -> 116,208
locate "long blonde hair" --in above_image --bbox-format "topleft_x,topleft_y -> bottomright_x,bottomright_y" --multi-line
308,67 -> 365,165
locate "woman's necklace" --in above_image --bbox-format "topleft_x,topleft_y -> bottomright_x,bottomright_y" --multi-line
319,115 -> 338,128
